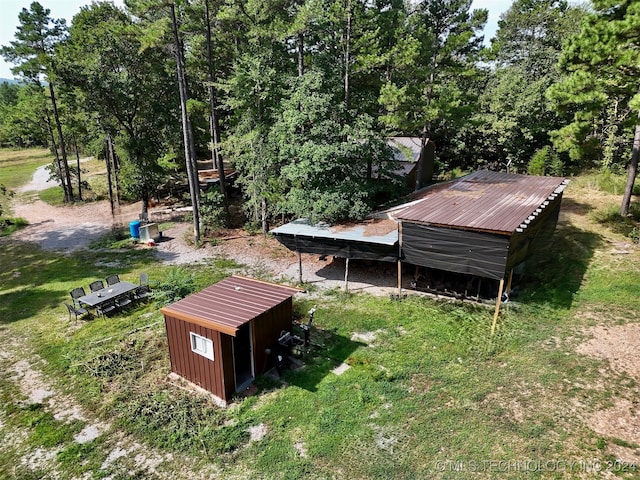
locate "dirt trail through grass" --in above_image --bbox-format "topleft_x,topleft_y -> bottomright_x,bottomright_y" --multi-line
0,326 -> 221,478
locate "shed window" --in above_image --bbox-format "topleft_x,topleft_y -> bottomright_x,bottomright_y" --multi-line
190,332 -> 214,361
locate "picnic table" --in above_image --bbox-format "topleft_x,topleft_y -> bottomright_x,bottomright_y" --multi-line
78,281 -> 138,308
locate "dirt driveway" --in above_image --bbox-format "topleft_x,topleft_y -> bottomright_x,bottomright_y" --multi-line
10,175 -> 399,294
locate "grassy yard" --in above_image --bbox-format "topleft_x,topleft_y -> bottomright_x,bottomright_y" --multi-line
0,147 -> 53,218
1,150 -> 640,478
0,147 -> 53,191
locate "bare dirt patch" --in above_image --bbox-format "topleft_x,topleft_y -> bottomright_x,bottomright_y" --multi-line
11,198 -> 142,252
577,324 -> 640,463
577,324 -> 640,380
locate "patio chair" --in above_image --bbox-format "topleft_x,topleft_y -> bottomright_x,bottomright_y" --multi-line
96,300 -> 117,317
115,293 -> 133,309
64,302 -> 88,324
106,274 -> 120,286
69,287 -> 86,307
89,280 -> 105,292
134,272 -> 151,301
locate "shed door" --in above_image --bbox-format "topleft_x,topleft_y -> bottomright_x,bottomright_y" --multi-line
233,322 -> 254,391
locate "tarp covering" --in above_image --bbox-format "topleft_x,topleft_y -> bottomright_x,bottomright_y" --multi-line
271,219 -> 399,262
401,223 -> 510,280
506,197 -> 562,271
274,234 -> 399,262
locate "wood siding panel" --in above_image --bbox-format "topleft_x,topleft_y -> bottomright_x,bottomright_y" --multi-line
252,299 -> 293,374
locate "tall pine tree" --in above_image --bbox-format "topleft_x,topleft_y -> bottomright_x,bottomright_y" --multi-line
1,2 -> 74,202
548,0 -> 640,215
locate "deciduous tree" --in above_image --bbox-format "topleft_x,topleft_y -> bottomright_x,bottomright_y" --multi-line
56,1 -> 175,215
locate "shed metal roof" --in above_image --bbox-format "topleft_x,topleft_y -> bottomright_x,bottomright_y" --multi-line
388,136 -> 422,162
270,218 -> 398,246
394,170 -> 568,235
160,276 -> 301,336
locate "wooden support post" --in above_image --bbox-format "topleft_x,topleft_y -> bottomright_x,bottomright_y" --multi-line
506,269 -> 514,294
295,236 -> 302,284
491,277 -> 505,335
397,222 -> 403,295
344,257 -> 350,292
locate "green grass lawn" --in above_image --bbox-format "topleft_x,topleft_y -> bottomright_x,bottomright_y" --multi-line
0,147 -> 53,190
1,149 -> 640,478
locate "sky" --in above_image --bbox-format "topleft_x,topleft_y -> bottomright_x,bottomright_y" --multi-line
0,0 -> 512,80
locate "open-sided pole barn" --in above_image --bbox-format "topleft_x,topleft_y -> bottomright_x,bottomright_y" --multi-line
271,171 -> 568,329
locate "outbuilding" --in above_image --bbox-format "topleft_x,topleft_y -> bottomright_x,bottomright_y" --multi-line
161,275 -> 301,406
270,170 -> 568,330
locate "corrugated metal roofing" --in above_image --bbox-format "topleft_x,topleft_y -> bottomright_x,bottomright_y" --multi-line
160,276 -> 301,336
388,137 -> 422,162
270,218 -> 398,245
394,170 -> 568,235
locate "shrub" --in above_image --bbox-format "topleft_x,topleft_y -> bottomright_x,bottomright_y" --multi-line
87,175 -> 109,200
528,146 -> 563,176
200,188 -> 227,235
150,267 -> 196,306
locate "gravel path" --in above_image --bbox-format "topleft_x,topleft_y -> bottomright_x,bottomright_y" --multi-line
16,164 -> 59,193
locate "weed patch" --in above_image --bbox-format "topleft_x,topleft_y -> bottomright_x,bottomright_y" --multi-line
114,390 -> 247,456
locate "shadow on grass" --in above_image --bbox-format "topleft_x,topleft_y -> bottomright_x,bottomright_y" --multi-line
0,239 -> 157,324
559,196 -> 597,217
515,222 -> 604,309
278,326 -> 365,392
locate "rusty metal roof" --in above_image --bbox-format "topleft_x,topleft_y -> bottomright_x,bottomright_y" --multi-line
394,170 -> 568,235
160,275 -> 301,336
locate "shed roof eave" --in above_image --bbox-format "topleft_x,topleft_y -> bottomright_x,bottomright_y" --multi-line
161,306 -> 240,336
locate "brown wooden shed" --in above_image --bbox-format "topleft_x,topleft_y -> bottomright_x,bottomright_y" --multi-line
161,275 -> 301,405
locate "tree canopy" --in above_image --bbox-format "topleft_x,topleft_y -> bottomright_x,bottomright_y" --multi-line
1,0 -> 638,227
548,0 -> 640,214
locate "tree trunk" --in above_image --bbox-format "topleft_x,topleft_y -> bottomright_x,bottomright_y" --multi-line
415,128 -> 435,190
415,69 -> 436,191
621,120 -> 640,216
107,136 -> 121,211
73,137 -> 82,201
105,137 -> 115,217
44,112 -> 64,191
343,1 -> 351,112
205,0 -> 230,225
171,2 -> 200,243
298,32 -> 304,77
261,196 -> 268,236
49,81 -> 74,203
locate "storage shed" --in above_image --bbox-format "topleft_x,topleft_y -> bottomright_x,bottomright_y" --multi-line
393,170 -> 568,330
161,275 -> 301,405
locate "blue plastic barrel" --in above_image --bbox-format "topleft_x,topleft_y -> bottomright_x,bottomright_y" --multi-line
129,220 -> 141,239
